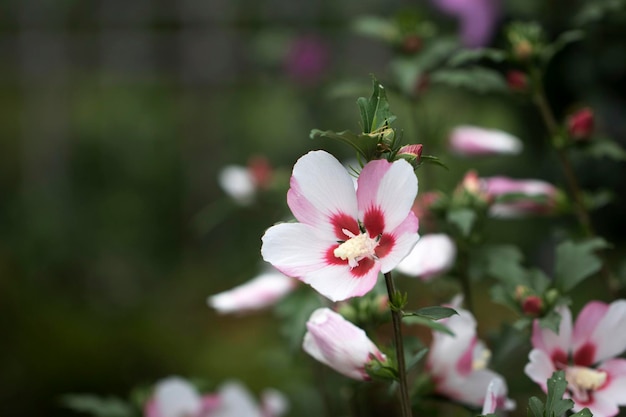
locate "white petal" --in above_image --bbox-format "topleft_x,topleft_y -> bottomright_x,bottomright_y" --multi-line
301,262 -> 381,302
524,349 -> 556,391
207,272 -> 295,314
395,233 -> 456,279
212,381 -> 263,417
357,158 -> 418,232
589,300 -> 626,363
153,377 -> 202,417
449,125 -> 523,156
378,213 -> 420,273
531,305 -> 572,358
261,389 -> 289,417
428,307 -> 477,377
287,150 -> 358,234
218,165 -> 256,205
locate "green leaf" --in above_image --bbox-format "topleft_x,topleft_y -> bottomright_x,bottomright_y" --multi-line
429,67 -> 508,93
357,77 -> 397,134
545,371 -> 574,417
418,155 -> 449,169
406,347 -> 429,372
446,48 -> 507,66
406,306 -> 458,320
554,238 -> 610,292
538,309 -> 562,334
403,315 -> 454,335
586,138 -> 626,161
446,208 -> 477,238
310,129 -> 379,161
62,395 -> 135,417
485,245 -> 527,286
352,16 -> 400,43
274,288 -> 324,351
527,396 -> 544,417
571,408 -> 593,417
542,30 -> 585,63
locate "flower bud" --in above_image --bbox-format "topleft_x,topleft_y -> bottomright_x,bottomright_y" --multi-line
397,144 -> 423,167
521,295 -> 543,317
506,70 -> 528,93
303,308 -> 387,380
566,107 -> 594,141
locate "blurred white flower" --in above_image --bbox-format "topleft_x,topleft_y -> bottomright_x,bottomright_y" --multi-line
449,126 -> 523,156
395,234 -> 456,281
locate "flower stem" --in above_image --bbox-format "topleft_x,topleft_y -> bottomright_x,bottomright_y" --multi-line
384,271 -> 413,417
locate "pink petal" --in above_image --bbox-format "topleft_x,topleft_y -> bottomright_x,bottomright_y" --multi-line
449,125 -> 522,156
151,377 -> 202,417
207,271 -> 296,314
428,307 -> 477,378
356,158 -> 418,233
261,223 -> 333,278
286,151 -> 358,237
438,369 -> 506,408
301,262 -> 381,302
395,233 -> 456,280
378,212 -> 419,273
587,300 -> 626,363
261,389 -> 289,417
531,305 -> 572,363
596,359 -> 626,407
572,301 -> 609,365
524,349 -> 556,392
571,395 -> 619,417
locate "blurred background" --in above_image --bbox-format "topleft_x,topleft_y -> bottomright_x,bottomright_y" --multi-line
1,0 -> 625,416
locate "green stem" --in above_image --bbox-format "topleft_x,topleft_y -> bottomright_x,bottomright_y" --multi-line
457,247 -> 474,313
383,272 -> 413,417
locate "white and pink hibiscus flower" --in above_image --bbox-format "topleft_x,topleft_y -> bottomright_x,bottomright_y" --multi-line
426,298 -> 515,411
448,125 -> 523,156
395,233 -> 457,281
481,176 -> 558,217
525,300 -> 626,417
207,269 -> 297,314
261,150 -> 419,302
144,377 -> 288,417
303,308 -> 387,380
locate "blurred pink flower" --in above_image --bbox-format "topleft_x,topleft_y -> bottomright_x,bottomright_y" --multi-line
261,150 -> 419,302
449,126 -> 523,156
482,378 -> 509,414
284,35 -> 329,84
427,298 -> 514,410
432,0 -> 500,48
303,308 -> 387,380
207,270 -> 296,314
481,176 -> 558,217
144,377 -> 288,417
395,233 -> 456,281
218,156 -> 274,206
567,107 -> 595,141
525,300 -> 626,417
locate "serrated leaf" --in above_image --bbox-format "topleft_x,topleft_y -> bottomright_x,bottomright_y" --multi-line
403,315 -> 454,335
554,238 -> 609,292
538,309 -> 562,334
430,67 -> 508,93
310,129 -> 379,161
357,77 -> 396,134
546,371 -> 574,417
446,208 -> 477,237
528,396 -> 544,417
62,395 -> 135,417
485,244 -> 527,286
406,306 -> 458,320
571,408 -> 593,417
586,138 -> 626,161
446,48 -> 507,66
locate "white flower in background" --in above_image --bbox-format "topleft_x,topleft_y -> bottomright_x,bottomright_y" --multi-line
395,234 -> 456,281
207,270 -> 296,314
144,377 -> 288,417
449,126 -> 523,156
303,308 -> 387,380
481,176 -> 558,217
218,165 -> 256,205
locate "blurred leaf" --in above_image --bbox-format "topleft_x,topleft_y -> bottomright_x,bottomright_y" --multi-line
583,189 -> 614,210
365,357 -> 399,382
357,77 -> 397,134
573,0 -> 626,26
554,238 -> 610,292
446,48 -> 507,66
406,347 -> 429,372
62,395 -> 135,417
586,138 -> 626,161
528,396 -> 544,417
405,306 -> 457,320
446,208 -> 476,238
572,408 -> 594,417
538,309 -> 562,333
310,129 -> 379,161
352,16 -> 400,43
430,67 -> 508,93
274,289 -> 324,351
418,155 -> 448,170
403,315 -> 453,335
542,30 -> 585,63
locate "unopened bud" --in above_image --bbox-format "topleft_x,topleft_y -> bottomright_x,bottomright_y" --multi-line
397,144 -> 423,166
567,107 -> 594,141
513,40 -> 533,61
506,70 -> 528,92
522,295 -> 543,317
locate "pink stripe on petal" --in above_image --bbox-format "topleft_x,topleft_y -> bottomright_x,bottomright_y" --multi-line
329,212 -> 360,240
531,305 -> 572,357
363,207 -> 385,237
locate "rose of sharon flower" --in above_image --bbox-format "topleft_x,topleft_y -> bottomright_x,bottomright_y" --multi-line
207,270 -> 296,314
449,126 -> 523,156
303,308 -> 387,380
144,377 -> 288,417
427,299 -> 514,410
525,300 -> 626,417
395,234 -> 456,281
261,150 -> 419,302
481,176 -> 557,217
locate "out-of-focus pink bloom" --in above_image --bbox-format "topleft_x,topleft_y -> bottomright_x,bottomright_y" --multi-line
481,378 -> 508,414
144,378 -> 288,417
395,234 -> 456,281
449,126 -> 523,156
218,156 -> 274,206
284,35 -> 329,85
431,0 -> 500,48
303,308 -> 387,380
567,108 -> 595,141
525,300 -> 626,417
261,151 -> 419,302
207,270 -> 296,314
427,298 -> 515,410
481,176 -> 558,217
